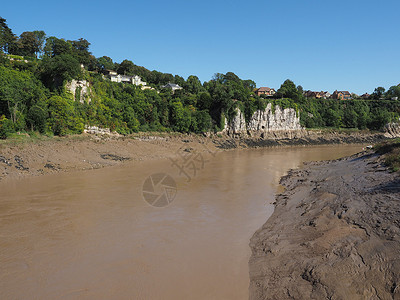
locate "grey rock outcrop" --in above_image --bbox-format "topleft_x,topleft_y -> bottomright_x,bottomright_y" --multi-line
84,125 -> 121,137
223,103 -> 302,136
384,122 -> 400,138
66,79 -> 91,103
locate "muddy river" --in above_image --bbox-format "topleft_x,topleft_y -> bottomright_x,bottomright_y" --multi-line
0,145 -> 364,299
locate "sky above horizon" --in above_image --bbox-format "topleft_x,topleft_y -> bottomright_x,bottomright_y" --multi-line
1,0 -> 399,94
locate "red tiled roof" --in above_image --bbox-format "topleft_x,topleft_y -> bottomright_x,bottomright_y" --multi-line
257,87 -> 272,92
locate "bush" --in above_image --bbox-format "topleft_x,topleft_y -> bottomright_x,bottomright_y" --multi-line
47,95 -> 83,135
0,115 -> 14,138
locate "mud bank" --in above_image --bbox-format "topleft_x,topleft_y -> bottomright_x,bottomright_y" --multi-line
249,150 -> 400,299
0,131 -> 392,181
214,130 -> 388,149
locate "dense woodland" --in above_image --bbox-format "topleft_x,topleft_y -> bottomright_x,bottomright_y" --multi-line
0,17 -> 399,138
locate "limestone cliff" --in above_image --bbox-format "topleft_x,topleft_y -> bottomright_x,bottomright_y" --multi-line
66,79 -> 91,103
222,103 -> 302,137
384,122 -> 400,138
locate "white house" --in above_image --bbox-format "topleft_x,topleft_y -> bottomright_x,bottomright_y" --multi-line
161,83 -> 183,91
109,74 -> 147,86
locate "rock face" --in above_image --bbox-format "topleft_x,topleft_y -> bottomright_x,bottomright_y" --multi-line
83,126 -> 120,137
223,104 -> 302,136
384,122 -> 400,138
66,79 -> 91,103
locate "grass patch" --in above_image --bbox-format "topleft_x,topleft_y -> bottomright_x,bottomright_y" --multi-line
305,128 -> 374,135
0,132 -> 90,147
374,138 -> 400,172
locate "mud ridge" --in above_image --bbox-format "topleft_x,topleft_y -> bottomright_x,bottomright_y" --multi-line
249,150 -> 400,299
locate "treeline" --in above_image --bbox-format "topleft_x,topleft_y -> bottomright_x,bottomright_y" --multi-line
274,79 -> 400,130
0,17 -> 399,138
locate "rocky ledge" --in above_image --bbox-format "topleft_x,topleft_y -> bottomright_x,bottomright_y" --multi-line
249,151 -> 400,299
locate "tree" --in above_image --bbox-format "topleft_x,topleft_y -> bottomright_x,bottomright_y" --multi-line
297,85 -> 304,95
117,59 -> 135,75
196,92 -> 212,111
368,109 -> 391,130
43,37 -> 71,57
70,38 -> 95,67
27,104 -> 47,132
342,105 -> 358,128
15,31 -> 40,57
0,17 -> 16,54
174,75 -> 186,88
386,85 -> 400,100
33,30 -> 46,57
186,75 -> 203,94
169,100 -> 191,132
276,79 -> 302,101
0,115 -> 14,138
324,107 -> 342,128
243,79 -> 256,91
0,65 -> 47,130
47,95 -> 84,135
97,56 -> 115,71
39,54 -> 81,88
371,87 -> 385,100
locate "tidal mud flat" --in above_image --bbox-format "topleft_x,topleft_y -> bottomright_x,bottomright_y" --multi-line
0,130 -> 390,182
249,150 -> 400,299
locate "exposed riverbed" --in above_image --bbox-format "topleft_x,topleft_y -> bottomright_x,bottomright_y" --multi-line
0,145 -> 364,299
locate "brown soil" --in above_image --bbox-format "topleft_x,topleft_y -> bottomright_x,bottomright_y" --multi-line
0,130 -> 389,182
249,151 -> 400,300
0,133 -> 219,181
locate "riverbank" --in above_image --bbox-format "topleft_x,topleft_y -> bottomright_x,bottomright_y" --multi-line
249,146 -> 400,299
0,130 -> 392,181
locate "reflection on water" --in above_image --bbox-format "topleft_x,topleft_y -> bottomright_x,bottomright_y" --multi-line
0,145 -> 364,299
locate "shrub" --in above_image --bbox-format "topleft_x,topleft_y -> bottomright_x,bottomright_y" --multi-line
0,115 -> 14,139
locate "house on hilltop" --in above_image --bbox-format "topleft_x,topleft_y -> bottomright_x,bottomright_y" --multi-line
102,69 -> 148,87
361,93 -> 370,99
305,91 -> 323,99
304,91 -> 331,99
102,69 -> 117,76
161,83 -> 183,91
331,90 -> 352,100
321,91 -> 331,99
110,74 -> 147,86
254,87 -> 276,97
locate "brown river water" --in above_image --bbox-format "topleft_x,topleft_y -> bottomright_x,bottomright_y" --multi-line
0,145 -> 364,300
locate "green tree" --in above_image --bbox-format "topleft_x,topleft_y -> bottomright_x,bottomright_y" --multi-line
368,109 -> 391,130
15,31 -> 40,57
276,79 -> 302,101
33,30 -> 46,57
371,87 -> 385,100
70,38 -> 96,68
324,108 -> 342,128
97,56 -> 115,71
186,75 -> 203,94
0,115 -> 14,138
342,105 -> 358,128
43,37 -> 72,57
169,101 -> 191,132
117,59 -> 135,75
0,17 -> 16,54
39,54 -> 81,89
386,85 -> 400,100
47,95 -> 84,135
27,104 -> 47,132
0,65 -> 47,128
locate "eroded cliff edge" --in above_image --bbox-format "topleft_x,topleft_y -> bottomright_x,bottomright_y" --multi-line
221,104 -> 302,137
249,151 -> 400,300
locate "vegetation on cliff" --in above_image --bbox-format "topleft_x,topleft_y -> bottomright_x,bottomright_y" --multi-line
375,138 -> 400,171
0,17 -> 399,138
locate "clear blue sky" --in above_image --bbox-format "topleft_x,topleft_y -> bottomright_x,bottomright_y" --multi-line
2,0 -> 399,94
